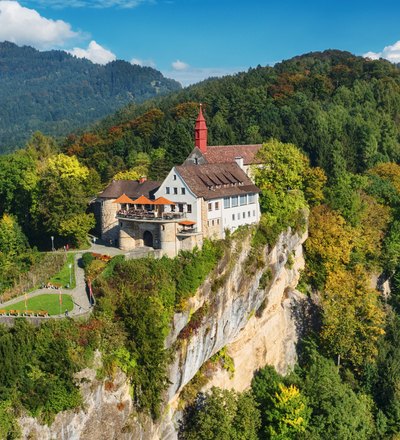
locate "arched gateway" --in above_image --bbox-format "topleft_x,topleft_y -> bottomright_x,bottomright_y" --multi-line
143,230 -> 154,247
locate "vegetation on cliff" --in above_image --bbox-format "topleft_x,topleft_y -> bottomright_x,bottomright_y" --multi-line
2,50 -> 400,438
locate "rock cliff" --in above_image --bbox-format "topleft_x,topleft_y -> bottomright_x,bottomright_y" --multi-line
20,227 -> 308,440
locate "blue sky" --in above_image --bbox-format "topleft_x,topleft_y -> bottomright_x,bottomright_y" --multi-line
1,0 -> 400,85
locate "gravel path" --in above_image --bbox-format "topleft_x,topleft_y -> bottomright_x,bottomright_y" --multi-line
0,253 -> 91,318
0,241 -> 155,320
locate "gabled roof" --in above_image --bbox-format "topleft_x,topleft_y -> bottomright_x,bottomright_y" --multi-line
113,193 -> 135,204
131,195 -> 154,205
154,197 -> 175,205
203,144 -> 263,165
98,180 -> 161,199
175,163 -> 260,200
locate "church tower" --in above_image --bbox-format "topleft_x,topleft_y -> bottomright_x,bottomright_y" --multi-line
195,104 -> 207,153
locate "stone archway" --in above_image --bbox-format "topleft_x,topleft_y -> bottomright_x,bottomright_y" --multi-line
143,230 -> 154,247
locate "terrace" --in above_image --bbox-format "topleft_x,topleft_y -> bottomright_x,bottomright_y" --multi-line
114,194 -> 187,223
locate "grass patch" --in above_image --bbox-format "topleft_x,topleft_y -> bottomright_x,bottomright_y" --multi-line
49,253 -> 76,288
3,294 -> 74,315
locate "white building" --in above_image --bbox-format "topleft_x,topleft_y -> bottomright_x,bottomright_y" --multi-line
98,105 -> 263,257
154,162 -> 260,240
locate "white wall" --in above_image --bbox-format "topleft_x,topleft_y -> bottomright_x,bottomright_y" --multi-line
154,167 -> 201,230
220,192 -> 260,233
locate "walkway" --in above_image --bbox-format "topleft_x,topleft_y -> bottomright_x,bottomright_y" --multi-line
0,253 -> 91,318
0,240 -> 158,321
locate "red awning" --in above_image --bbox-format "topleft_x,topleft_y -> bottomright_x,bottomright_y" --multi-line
131,195 -> 154,205
154,196 -> 175,205
179,220 -> 196,226
113,193 -> 135,204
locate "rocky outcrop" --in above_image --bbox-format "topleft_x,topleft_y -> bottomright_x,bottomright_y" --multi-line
19,227 -> 308,440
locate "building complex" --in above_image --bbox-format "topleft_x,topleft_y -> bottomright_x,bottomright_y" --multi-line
96,105 -> 263,257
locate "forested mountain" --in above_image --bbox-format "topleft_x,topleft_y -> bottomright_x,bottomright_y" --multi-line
69,49 -> 400,183
4,49 -> 400,438
0,41 -> 181,151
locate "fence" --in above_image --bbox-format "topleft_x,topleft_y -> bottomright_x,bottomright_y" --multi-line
0,252 -> 67,303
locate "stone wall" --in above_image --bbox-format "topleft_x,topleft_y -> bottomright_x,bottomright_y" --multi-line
101,199 -> 119,242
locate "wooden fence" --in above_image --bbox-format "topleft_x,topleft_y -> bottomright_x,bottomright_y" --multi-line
0,253 -> 67,303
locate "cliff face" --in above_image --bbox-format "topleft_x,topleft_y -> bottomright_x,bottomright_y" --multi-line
20,227 -> 308,440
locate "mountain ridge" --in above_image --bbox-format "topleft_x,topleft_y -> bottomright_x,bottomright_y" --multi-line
0,41 -> 181,151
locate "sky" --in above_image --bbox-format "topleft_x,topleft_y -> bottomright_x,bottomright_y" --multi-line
0,0 -> 400,86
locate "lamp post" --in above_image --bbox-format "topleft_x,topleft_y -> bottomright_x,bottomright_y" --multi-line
68,263 -> 72,288
50,236 -> 54,252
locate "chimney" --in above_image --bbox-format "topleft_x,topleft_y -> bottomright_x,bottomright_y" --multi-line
235,156 -> 244,169
195,103 -> 208,153
139,176 -> 147,184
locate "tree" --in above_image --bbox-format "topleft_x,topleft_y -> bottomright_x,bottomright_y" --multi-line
320,266 -> 385,369
180,388 -> 260,440
253,139 -> 312,234
35,154 -> 91,240
59,213 -> 95,248
301,350 -> 375,439
0,214 -> 29,257
266,383 -> 310,439
252,366 -> 309,439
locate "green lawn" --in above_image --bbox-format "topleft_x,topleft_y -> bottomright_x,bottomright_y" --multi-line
2,294 -> 74,316
49,253 -> 76,289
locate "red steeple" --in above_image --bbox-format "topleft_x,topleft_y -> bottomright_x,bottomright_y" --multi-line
195,104 -> 207,153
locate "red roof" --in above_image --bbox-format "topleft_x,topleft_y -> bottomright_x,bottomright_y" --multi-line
203,144 -> 262,165
179,220 -> 196,226
112,193 -> 135,204
154,196 -> 175,205
131,195 -> 154,204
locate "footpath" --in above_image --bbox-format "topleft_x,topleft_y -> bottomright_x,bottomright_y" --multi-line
0,253 -> 91,318
0,239 -> 156,321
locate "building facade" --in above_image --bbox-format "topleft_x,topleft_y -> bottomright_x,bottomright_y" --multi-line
97,105 -> 263,257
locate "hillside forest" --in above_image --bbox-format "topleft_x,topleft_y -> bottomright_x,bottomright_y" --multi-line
1,50 -> 400,438
0,42 -> 181,151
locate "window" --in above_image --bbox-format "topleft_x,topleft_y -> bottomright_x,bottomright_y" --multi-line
215,202 -> 219,210
232,214 -> 235,221
166,187 -> 170,194
224,197 -> 230,209
231,196 -> 238,207
181,187 -> 186,195
238,213 -> 241,220
217,219 -> 220,225
212,220 -> 215,226
171,205 -> 175,212
243,212 -> 246,219
248,211 -> 251,218
253,210 -> 256,216
187,204 -> 192,213
248,193 -> 255,204
173,174 -> 177,180
208,203 -> 212,211
179,204 -> 184,213
174,187 -> 178,195
240,195 -> 247,206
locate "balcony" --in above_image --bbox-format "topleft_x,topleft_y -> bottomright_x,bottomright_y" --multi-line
116,209 -> 186,223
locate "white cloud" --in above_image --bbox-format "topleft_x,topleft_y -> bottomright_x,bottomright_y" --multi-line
24,0 -> 153,8
363,41 -> 400,63
172,59 -> 189,71
0,1 -> 79,49
131,57 -> 156,68
163,65 -> 244,87
68,40 -> 116,65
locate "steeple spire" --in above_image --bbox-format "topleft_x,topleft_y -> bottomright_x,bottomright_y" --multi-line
195,103 -> 207,153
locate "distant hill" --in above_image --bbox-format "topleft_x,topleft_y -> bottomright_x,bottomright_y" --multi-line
0,41 -> 181,151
